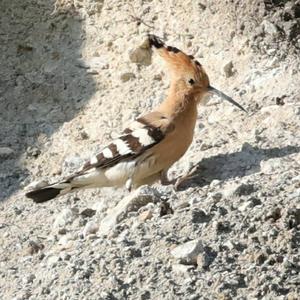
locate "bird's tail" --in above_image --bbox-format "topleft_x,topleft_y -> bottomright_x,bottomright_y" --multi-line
26,168 -> 108,203
25,180 -> 75,203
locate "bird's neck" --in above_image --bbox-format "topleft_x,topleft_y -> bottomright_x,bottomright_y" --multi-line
157,88 -> 197,119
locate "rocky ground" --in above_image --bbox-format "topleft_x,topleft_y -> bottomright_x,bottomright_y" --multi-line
0,0 -> 300,299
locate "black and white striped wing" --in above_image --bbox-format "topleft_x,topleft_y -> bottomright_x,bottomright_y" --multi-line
78,125 -> 165,174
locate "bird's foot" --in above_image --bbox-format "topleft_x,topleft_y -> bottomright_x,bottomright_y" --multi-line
173,174 -> 194,191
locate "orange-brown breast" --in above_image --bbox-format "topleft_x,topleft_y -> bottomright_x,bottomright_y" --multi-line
132,102 -> 198,187
154,99 -> 198,168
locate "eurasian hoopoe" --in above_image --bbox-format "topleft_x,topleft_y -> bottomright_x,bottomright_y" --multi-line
25,34 -> 246,203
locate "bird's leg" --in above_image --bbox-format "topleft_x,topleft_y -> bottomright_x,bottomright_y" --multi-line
160,169 -> 191,190
173,173 -> 193,191
161,165 -> 200,191
125,178 -> 133,192
160,169 -> 176,186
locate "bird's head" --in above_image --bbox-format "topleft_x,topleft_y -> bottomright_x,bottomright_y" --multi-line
148,34 -> 247,113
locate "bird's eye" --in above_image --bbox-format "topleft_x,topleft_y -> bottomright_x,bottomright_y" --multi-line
188,79 -> 195,85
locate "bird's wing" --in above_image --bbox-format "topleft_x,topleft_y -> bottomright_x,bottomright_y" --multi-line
67,112 -> 175,179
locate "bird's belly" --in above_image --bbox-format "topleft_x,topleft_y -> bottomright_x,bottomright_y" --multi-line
107,155 -> 159,186
103,160 -> 136,186
132,154 -> 158,182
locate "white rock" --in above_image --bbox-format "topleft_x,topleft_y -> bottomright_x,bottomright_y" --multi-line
47,255 -> 60,268
82,221 -> 99,237
58,234 -> 74,247
207,40 -> 214,47
116,229 -> 130,243
238,201 -> 252,212
63,155 -> 85,174
99,186 -> 159,235
85,57 -> 108,69
0,147 -> 14,157
224,240 -> 235,250
92,201 -> 107,213
291,175 -> 300,184
260,105 -> 279,114
22,274 -> 35,284
138,202 -> 155,213
223,183 -> 239,199
171,239 -> 203,264
53,208 -> 77,229
210,180 -> 221,188
207,112 -> 220,124
172,264 -> 193,274
260,158 -> 283,174
139,210 -> 153,222
262,20 -> 278,36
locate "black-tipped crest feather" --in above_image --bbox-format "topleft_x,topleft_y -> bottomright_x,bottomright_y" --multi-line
148,34 -> 164,48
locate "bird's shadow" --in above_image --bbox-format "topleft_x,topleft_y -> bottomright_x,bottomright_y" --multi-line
177,143 -> 300,190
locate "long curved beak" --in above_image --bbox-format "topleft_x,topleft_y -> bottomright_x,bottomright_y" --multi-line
208,86 -> 247,113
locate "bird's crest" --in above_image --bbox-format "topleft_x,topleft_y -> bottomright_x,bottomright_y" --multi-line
148,34 -> 247,112
147,34 -> 208,87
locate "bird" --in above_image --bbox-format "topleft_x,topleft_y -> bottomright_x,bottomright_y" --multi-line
25,34 -> 247,203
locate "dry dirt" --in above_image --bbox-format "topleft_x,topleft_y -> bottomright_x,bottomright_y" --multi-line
0,0 -> 300,299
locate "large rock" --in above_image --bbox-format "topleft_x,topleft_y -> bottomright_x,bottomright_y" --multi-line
129,39 -> 152,66
0,147 -> 14,157
170,239 -> 204,265
223,61 -> 234,78
261,20 -> 278,36
82,221 -> 99,237
99,186 -> 160,235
